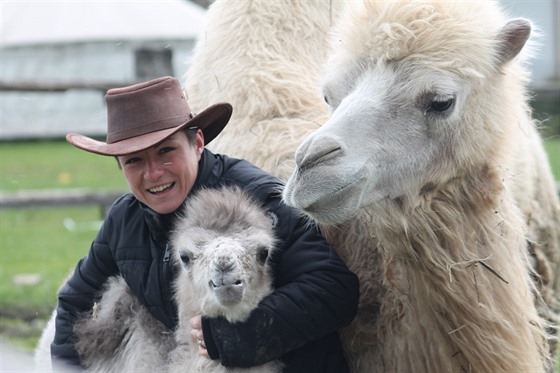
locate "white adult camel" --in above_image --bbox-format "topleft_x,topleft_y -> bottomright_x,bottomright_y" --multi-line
184,0 -> 344,181
283,0 -> 557,371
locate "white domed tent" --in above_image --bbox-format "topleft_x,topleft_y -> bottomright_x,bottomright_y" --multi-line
1,0 -> 207,140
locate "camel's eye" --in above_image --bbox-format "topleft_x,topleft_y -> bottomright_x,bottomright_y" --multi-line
323,95 -> 329,105
179,252 -> 191,266
257,246 -> 269,264
423,93 -> 456,116
429,98 -> 454,113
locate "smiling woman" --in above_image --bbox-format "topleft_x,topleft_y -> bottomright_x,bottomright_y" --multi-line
44,75 -> 359,373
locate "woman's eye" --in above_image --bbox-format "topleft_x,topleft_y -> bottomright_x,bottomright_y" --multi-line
124,157 -> 140,165
160,147 -> 175,154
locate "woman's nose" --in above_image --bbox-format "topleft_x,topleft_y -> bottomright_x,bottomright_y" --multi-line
143,158 -> 165,180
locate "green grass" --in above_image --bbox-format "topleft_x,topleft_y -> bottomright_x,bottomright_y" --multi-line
0,208 -> 100,311
0,207 -> 101,351
0,140 -> 128,351
0,140 -> 128,191
545,138 -> 560,181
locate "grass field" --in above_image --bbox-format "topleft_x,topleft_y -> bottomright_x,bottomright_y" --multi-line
0,140 -> 128,192
1,139 -> 559,358
0,140 -> 128,350
545,139 -> 560,181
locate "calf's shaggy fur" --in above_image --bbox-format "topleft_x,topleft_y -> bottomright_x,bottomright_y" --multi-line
35,187 -> 281,373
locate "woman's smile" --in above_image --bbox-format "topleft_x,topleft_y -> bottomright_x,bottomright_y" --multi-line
148,182 -> 176,194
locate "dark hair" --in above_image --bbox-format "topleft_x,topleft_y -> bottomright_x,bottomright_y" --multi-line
184,126 -> 198,145
114,126 -> 200,169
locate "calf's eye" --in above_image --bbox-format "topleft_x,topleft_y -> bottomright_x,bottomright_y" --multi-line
257,247 -> 269,264
180,252 -> 191,266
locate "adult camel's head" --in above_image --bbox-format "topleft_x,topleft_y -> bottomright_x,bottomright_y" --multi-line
283,0 -> 532,225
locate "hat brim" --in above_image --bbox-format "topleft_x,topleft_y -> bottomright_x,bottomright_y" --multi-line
66,103 -> 232,156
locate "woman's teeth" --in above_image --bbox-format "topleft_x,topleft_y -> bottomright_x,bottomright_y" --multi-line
149,183 -> 173,193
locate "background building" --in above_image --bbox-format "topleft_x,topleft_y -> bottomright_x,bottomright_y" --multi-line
1,0 -> 207,139
1,0 -> 557,140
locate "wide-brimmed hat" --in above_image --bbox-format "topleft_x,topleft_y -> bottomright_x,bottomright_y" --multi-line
66,76 -> 232,156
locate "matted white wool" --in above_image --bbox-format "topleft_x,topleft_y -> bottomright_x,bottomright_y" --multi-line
281,0 -> 558,371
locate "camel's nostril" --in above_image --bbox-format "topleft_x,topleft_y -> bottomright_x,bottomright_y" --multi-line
298,136 -> 343,171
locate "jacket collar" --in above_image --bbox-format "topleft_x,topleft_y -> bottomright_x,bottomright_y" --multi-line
191,148 -> 220,193
142,204 -> 177,242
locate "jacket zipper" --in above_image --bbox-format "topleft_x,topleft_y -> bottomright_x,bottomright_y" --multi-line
161,242 -> 175,326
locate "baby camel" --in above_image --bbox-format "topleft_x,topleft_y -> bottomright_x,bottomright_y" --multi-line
35,186 -> 281,373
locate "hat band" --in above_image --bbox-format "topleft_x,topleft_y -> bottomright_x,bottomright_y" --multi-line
107,114 -> 189,144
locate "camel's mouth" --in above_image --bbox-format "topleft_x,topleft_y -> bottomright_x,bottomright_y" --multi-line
213,283 -> 244,306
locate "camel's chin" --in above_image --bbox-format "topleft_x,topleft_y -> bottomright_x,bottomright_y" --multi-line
284,175 -> 367,225
305,199 -> 358,226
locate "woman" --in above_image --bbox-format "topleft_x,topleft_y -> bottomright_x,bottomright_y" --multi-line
51,76 -> 359,372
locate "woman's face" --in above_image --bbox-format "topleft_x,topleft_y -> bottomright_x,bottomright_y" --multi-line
119,130 -> 204,214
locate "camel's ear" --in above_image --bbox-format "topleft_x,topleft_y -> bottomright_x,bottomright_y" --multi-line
495,18 -> 531,65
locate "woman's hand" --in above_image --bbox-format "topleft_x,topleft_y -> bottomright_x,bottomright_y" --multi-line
190,315 -> 209,358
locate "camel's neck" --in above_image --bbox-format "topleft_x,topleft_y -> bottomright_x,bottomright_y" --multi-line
327,166 -> 548,372
378,166 -> 510,268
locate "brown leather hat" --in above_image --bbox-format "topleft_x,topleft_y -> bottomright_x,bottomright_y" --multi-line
66,76 -> 232,156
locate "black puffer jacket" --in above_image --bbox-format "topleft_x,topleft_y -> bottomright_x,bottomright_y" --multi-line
51,149 -> 359,372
